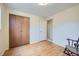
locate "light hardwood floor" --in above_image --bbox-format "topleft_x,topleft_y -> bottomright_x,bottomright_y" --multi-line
3,40 -> 67,56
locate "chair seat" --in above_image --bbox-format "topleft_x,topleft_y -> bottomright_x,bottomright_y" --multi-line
66,45 -> 79,54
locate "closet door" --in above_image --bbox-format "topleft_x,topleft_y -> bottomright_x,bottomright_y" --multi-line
9,14 -> 22,48
21,17 -> 29,45
9,14 -> 29,48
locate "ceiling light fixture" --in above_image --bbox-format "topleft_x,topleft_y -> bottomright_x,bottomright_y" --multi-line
38,3 -> 48,6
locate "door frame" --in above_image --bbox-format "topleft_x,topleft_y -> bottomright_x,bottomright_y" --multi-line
47,19 -> 53,42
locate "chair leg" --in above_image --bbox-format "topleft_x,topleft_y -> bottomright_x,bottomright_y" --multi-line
64,48 -> 79,56
64,48 -> 71,56
64,48 -> 67,53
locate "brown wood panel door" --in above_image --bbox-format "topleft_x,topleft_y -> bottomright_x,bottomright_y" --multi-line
9,14 -> 16,48
15,16 -> 22,46
21,17 -> 29,45
9,14 -> 29,48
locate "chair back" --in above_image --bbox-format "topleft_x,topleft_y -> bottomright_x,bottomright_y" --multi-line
77,38 -> 79,44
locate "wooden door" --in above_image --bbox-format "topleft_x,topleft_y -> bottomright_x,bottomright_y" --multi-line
9,14 -> 29,48
21,17 -> 29,45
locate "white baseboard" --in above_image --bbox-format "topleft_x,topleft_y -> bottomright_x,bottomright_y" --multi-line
0,48 -> 9,56
48,39 -> 53,42
30,39 -> 46,44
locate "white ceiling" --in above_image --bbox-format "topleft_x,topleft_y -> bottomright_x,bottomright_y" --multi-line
5,3 -> 79,18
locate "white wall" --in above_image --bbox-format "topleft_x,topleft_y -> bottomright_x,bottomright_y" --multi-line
47,5 -> 79,47
9,9 -> 47,44
0,6 -> 1,30
0,4 -> 9,55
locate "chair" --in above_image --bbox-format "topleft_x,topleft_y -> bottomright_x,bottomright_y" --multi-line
64,38 -> 79,56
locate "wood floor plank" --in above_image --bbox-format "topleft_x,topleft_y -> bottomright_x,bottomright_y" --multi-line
3,40 -> 67,56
